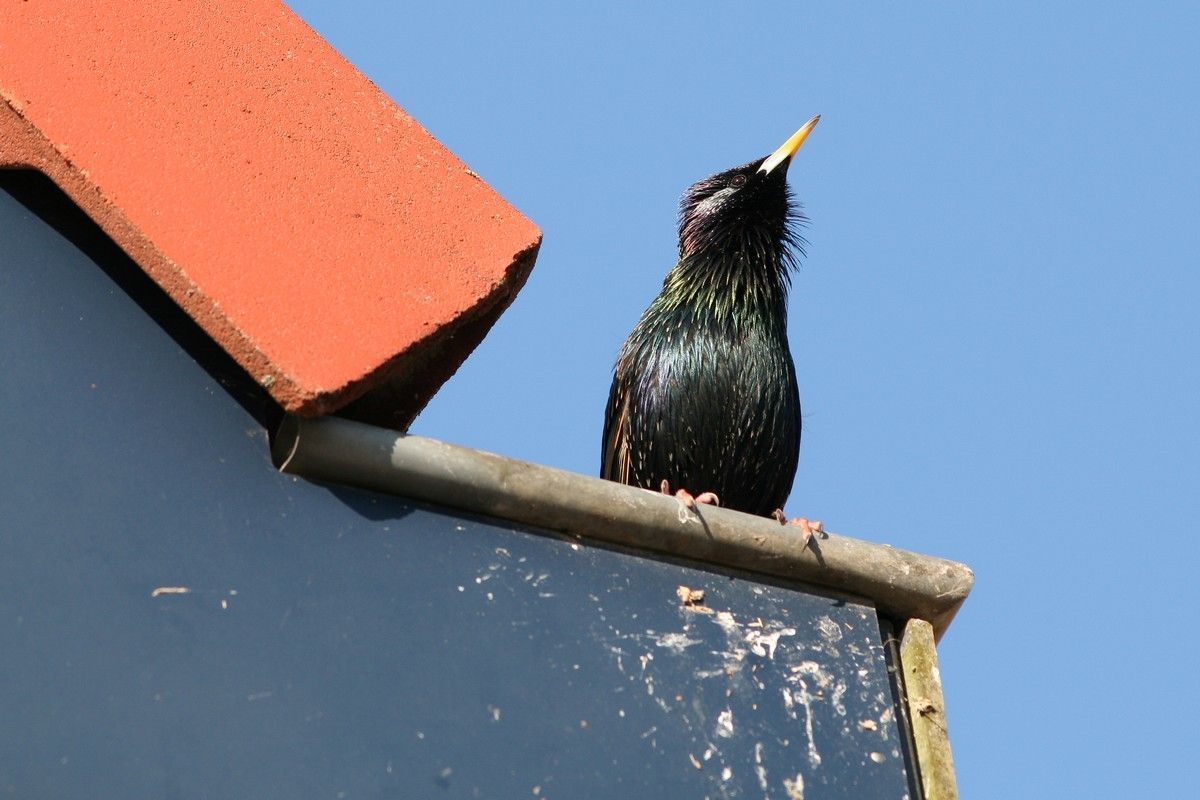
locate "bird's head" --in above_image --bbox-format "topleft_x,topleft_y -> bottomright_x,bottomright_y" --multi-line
678,115 -> 820,270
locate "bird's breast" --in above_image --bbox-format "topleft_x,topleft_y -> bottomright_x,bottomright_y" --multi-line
615,308 -> 801,514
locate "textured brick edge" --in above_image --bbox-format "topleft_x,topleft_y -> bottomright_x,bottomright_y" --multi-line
1,0 -> 542,429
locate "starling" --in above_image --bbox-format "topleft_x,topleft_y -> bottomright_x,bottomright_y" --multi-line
601,116 -> 822,538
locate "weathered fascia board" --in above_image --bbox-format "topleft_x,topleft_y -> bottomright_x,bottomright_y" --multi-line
901,618 -> 961,800
273,415 -> 974,639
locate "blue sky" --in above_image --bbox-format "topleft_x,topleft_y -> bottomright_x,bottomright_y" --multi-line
289,3 -> 1199,796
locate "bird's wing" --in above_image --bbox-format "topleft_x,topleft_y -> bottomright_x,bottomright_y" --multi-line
600,372 -> 633,484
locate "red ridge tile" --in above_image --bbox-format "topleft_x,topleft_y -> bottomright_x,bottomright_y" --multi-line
0,1 -> 541,427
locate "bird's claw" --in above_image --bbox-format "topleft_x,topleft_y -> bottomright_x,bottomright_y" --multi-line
660,480 -> 719,509
772,509 -> 823,550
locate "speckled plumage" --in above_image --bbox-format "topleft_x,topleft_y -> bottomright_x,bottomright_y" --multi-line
601,144 -> 811,517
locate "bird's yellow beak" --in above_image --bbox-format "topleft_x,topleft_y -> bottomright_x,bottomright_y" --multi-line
758,115 -> 821,175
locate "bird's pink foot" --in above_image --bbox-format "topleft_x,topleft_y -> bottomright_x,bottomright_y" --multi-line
660,480 -> 719,509
771,509 -> 823,548
683,490 -> 720,507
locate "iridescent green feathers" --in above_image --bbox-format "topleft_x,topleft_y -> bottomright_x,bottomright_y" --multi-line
602,141 -> 812,517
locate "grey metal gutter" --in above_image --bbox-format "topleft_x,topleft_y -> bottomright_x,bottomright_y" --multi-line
273,415 -> 974,639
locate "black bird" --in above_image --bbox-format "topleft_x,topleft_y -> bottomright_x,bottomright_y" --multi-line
601,116 -> 821,539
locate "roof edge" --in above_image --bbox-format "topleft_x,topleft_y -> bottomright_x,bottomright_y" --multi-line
273,415 -> 974,639
1,1 -> 543,428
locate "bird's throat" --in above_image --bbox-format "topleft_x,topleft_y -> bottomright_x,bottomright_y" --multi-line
662,249 -> 790,326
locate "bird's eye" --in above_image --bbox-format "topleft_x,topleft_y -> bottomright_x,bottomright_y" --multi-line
730,174 -> 748,188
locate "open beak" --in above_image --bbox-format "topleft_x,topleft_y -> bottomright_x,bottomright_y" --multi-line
758,114 -> 821,175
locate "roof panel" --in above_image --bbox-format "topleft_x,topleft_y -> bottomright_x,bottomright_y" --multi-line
0,0 -> 541,424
